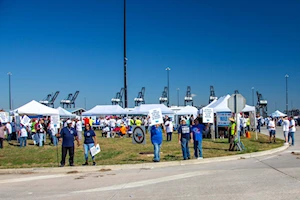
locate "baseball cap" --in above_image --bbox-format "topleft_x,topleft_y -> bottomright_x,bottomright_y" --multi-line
67,120 -> 72,124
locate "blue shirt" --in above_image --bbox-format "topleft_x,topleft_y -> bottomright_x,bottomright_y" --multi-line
178,125 -> 191,140
150,126 -> 163,145
84,129 -> 96,144
191,124 -> 205,141
60,127 -> 78,147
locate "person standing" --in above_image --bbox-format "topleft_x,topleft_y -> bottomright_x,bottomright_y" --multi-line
6,122 -> 12,143
19,124 -> 28,147
75,118 -> 83,141
150,123 -> 163,162
36,120 -> 45,147
268,117 -> 276,143
82,124 -> 97,166
164,116 -> 174,141
0,123 -> 6,149
178,119 -> 191,160
228,118 -> 237,151
282,116 -> 290,144
289,116 -> 296,146
191,118 -> 206,159
57,120 -> 80,167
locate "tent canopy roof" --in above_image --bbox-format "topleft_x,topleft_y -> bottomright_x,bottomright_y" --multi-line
82,105 -> 127,116
272,110 -> 287,117
15,100 -> 59,116
57,107 -> 76,118
176,106 -> 198,116
130,104 -> 174,115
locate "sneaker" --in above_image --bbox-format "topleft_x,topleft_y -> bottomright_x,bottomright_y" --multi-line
82,162 -> 88,166
93,162 -> 96,166
59,164 -> 65,167
70,164 -> 75,167
197,157 -> 203,160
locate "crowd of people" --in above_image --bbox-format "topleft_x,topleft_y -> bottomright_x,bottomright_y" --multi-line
0,113 -> 297,166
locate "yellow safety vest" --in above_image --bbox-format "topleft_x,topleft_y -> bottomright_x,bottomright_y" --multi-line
231,122 -> 236,135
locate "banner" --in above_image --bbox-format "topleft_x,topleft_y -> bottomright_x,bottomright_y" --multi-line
21,115 -> 31,126
149,108 -> 163,126
216,112 -> 231,127
51,115 -> 60,129
0,112 -> 9,123
203,108 -> 214,123
90,144 -> 101,157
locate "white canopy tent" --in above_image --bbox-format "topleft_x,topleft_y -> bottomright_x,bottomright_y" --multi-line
14,100 -> 59,116
176,106 -> 198,117
200,95 -> 256,113
82,105 -> 128,116
130,104 -> 174,115
57,107 -> 76,118
271,110 -> 287,117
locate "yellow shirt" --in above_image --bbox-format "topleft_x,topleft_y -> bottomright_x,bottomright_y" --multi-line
135,119 -> 142,126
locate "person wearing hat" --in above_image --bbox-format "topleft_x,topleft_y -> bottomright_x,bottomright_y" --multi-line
228,117 -> 236,151
56,120 -> 80,167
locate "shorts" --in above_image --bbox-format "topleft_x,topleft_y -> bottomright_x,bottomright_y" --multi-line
283,131 -> 289,137
269,130 -> 276,136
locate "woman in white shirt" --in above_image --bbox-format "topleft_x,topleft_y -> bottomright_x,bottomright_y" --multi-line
289,116 -> 296,146
268,117 -> 276,143
19,124 -> 28,147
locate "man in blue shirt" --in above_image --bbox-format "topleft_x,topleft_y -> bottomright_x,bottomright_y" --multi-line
57,120 -> 80,167
150,124 -> 163,162
178,119 -> 192,160
191,118 -> 207,159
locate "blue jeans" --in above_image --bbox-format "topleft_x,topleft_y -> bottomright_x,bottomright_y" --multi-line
153,143 -> 161,161
288,132 -> 295,146
181,138 -> 190,160
194,140 -> 203,158
84,143 -> 95,160
19,137 -> 27,147
7,134 -> 12,142
39,133 -> 44,146
52,135 -> 58,146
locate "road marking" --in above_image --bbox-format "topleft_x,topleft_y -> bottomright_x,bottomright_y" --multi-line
72,171 -> 215,194
255,155 -> 277,163
0,174 -> 74,184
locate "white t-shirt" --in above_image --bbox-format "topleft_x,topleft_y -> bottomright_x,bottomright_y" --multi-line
290,120 -> 296,132
6,123 -> 12,134
165,121 -> 173,133
71,121 -> 76,128
283,119 -> 290,132
20,127 -> 28,137
100,119 -> 105,127
76,121 -> 82,132
110,119 -> 116,127
268,121 -> 276,131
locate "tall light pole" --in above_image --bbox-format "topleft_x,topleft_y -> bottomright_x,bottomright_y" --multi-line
166,67 -> 171,107
285,74 -> 289,115
123,0 -> 128,108
177,88 -> 180,107
251,87 -> 254,106
8,72 -> 12,110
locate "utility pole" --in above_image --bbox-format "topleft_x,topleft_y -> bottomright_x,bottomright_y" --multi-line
123,0 -> 128,108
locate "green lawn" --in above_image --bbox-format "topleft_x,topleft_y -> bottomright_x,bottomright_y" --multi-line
0,131 -> 284,169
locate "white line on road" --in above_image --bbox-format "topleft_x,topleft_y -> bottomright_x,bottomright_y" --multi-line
72,171 -> 215,194
0,174 -> 74,184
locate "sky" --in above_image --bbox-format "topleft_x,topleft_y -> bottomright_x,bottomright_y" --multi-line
0,0 -> 299,113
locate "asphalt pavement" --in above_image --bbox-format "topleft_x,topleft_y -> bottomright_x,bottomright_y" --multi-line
0,126 -> 299,200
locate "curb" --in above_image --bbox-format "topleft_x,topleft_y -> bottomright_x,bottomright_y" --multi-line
0,145 -> 289,174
